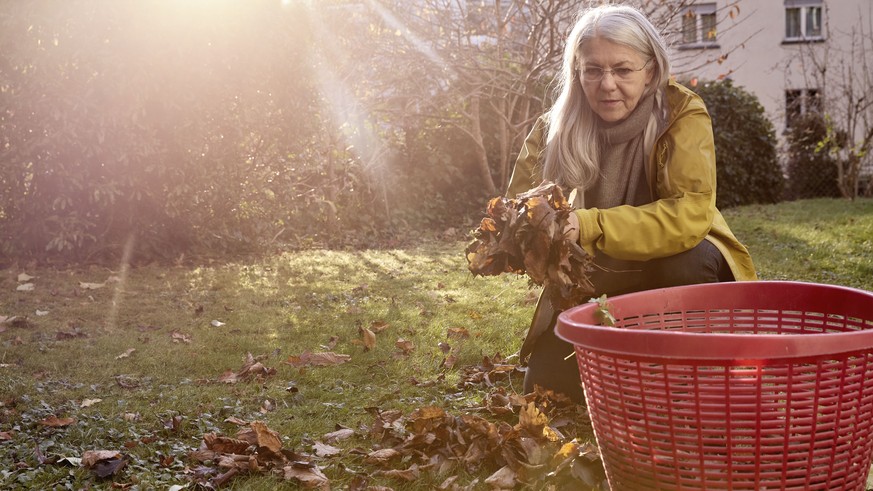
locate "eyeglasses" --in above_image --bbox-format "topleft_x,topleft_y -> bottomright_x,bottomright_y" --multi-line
579,59 -> 652,83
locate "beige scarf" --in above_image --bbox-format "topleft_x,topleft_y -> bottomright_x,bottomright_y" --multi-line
584,93 -> 655,209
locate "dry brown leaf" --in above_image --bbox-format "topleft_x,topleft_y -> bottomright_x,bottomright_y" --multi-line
79,281 -> 106,290
81,450 -> 121,468
377,463 -> 420,482
170,330 -> 191,343
217,370 -> 239,384
80,398 -> 102,408
238,421 -> 282,455
0,431 -> 14,441
284,351 -> 351,367
395,338 -> 415,355
39,415 -> 76,427
203,433 -> 252,454
484,465 -> 518,489
313,441 -> 342,458
365,448 -> 401,465
217,453 -> 251,471
361,327 -> 376,351
447,327 -> 470,339
369,320 -> 390,333
322,427 -> 354,443
283,464 -> 330,490
115,348 -> 136,360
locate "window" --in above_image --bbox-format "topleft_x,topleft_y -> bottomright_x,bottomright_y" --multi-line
681,3 -> 718,46
785,88 -> 822,128
785,0 -> 823,41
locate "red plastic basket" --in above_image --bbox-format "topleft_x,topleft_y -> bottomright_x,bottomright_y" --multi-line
555,281 -> 873,491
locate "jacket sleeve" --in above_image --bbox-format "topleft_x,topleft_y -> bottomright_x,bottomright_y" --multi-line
575,100 -> 717,260
506,117 -> 547,198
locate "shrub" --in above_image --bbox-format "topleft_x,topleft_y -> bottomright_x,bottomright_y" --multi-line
691,80 -> 784,208
784,113 -> 841,200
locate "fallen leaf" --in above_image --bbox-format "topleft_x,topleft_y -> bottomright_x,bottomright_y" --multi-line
115,348 -> 136,360
366,448 -> 400,465
369,320 -> 390,333
238,421 -> 282,456
94,456 -> 128,478
395,338 -> 415,355
0,316 -> 34,329
39,415 -> 76,427
0,431 -> 13,440
80,398 -> 102,408
284,351 -> 351,368
78,282 -> 106,290
17,273 -> 34,282
322,428 -> 354,443
224,416 -> 249,426
35,309 -> 49,316
163,415 -> 183,433
447,327 -> 470,339
484,465 -> 517,489
283,464 -> 330,489
206,468 -> 238,488
361,327 -> 376,351
170,330 -> 191,343
211,320 -> 226,327
16,283 -> 34,292
56,327 -> 88,340
82,450 -> 122,468
203,433 -> 251,454
321,335 -> 339,350
313,441 -> 341,457
260,400 -> 274,413
377,463 -> 420,482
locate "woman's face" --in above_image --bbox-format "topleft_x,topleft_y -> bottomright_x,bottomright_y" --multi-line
578,37 -> 655,123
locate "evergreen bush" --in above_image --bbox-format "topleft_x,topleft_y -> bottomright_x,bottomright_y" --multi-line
692,80 -> 784,208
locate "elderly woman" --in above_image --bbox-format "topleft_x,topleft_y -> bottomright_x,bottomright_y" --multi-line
507,5 -> 757,402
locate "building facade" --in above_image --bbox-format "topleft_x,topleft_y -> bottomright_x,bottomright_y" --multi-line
666,0 -> 872,181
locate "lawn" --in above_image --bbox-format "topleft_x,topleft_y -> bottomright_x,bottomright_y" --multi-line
1,198 -> 872,490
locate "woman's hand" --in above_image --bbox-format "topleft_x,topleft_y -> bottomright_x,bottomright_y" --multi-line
564,211 -> 580,243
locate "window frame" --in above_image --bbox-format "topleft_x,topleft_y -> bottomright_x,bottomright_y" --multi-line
784,0 -> 824,42
784,88 -> 823,130
679,2 -> 719,49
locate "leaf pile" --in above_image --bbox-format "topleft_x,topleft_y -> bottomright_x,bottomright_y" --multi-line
465,182 -> 595,310
189,420 -> 330,489
363,387 -> 607,490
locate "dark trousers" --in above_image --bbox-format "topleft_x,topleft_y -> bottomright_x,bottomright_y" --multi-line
523,239 -> 733,403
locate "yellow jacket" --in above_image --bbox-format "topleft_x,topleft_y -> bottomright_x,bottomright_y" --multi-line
507,80 -> 757,281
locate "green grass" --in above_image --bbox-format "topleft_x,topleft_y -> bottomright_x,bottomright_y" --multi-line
1,198 -> 872,490
726,198 -> 873,288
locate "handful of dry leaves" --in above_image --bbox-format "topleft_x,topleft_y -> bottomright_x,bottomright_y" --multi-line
466,182 -> 595,310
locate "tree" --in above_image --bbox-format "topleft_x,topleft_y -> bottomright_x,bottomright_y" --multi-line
790,4 -> 873,199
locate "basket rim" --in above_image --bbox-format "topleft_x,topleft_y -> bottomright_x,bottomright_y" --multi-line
555,281 -> 873,361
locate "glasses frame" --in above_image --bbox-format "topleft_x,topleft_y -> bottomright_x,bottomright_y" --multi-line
579,58 -> 653,83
